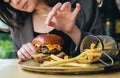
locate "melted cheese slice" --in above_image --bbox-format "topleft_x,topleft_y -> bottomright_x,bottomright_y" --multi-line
45,44 -> 62,51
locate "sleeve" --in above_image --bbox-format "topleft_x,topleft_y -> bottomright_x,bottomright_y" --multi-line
73,0 -> 105,35
69,0 -> 105,57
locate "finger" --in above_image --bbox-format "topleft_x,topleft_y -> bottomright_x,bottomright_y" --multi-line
45,3 -> 62,25
72,3 -> 81,17
26,42 -> 35,53
17,50 -> 26,61
20,47 -> 31,59
60,2 -> 71,12
12,0 -> 20,4
22,44 -> 33,57
47,17 -> 57,27
4,0 -> 10,3
47,21 -> 56,27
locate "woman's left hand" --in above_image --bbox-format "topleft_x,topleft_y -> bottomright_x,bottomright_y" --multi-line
17,42 -> 35,61
45,2 -> 81,33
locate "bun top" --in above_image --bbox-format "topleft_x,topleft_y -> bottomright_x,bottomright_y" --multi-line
32,34 -> 64,46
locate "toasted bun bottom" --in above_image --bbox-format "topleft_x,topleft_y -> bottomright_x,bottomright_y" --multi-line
33,56 -> 51,63
32,52 -> 65,63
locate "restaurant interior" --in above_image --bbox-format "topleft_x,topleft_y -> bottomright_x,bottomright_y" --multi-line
98,0 -> 120,43
0,0 -> 120,77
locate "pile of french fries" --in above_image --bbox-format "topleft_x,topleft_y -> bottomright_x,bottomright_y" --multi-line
40,43 -> 102,67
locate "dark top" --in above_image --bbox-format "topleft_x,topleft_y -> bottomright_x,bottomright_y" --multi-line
10,0 -> 105,58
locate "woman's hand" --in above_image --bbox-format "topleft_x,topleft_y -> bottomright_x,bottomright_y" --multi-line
17,42 -> 35,61
45,2 -> 80,33
46,2 -> 81,45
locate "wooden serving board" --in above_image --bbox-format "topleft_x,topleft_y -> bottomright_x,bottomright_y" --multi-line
19,59 -> 120,74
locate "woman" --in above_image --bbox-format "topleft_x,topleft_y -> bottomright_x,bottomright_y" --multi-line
0,0 -> 105,61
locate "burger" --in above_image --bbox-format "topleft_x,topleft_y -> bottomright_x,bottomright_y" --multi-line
32,34 -> 66,63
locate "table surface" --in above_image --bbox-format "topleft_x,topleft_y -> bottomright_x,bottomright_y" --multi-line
0,59 -> 120,78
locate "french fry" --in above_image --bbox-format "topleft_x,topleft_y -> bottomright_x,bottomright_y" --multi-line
40,57 -> 86,67
59,62 -> 90,67
64,55 -> 69,59
50,54 -> 63,61
90,43 -> 96,49
91,49 -> 101,53
40,42 -> 102,67
86,52 -> 101,56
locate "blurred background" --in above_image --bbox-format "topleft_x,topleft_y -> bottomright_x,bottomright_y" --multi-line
0,0 -> 120,59
98,0 -> 120,42
0,21 -> 13,59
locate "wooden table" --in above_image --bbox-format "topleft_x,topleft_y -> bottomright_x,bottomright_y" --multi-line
0,59 -> 120,78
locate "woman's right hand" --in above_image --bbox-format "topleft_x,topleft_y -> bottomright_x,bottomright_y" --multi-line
45,2 -> 80,33
17,42 -> 35,61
